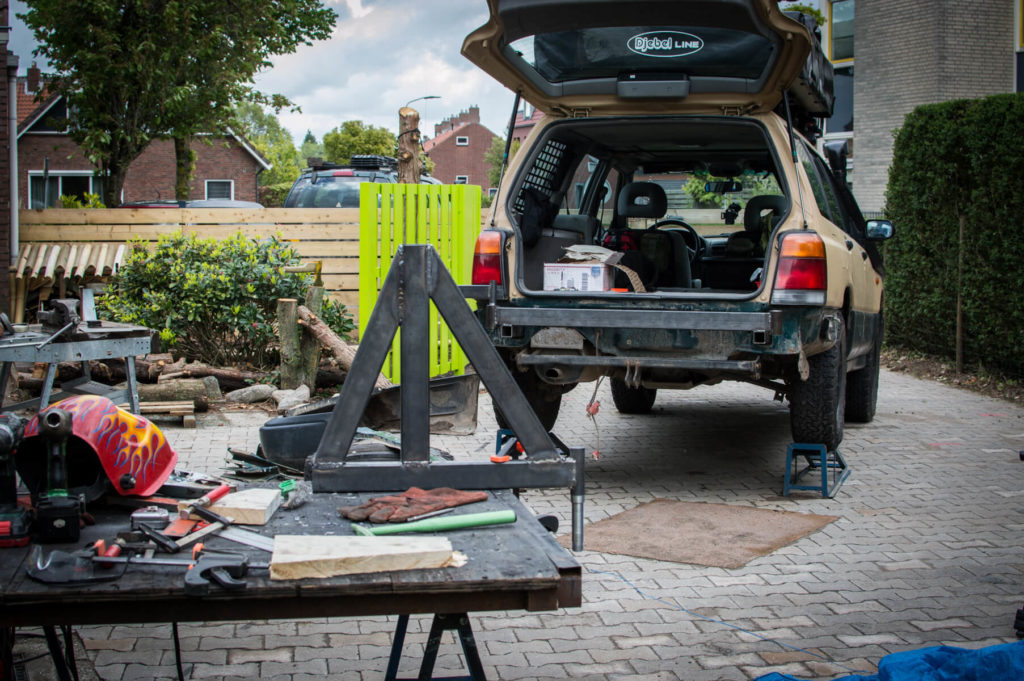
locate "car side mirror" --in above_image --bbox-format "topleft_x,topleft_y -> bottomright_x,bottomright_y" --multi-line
704,180 -> 743,194
866,219 -> 894,241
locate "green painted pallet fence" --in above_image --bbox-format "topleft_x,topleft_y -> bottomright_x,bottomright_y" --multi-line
358,182 -> 481,383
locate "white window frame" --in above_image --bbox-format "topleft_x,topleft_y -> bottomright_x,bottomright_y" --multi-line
205,179 -> 234,200
455,136 -> 469,146
454,175 -> 469,184
27,170 -> 103,208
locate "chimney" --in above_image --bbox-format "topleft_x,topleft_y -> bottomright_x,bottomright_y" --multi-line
27,63 -> 40,93
467,106 -> 480,124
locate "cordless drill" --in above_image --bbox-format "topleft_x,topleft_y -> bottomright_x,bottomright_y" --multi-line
35,408 -> 80,543
0,413 -> 29,547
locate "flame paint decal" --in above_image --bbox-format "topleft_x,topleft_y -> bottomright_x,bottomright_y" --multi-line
25,395 -> 178,496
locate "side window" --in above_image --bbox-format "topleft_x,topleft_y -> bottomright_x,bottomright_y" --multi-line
795,142 -> 841,225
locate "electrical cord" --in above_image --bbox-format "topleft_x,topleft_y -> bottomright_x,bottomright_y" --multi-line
588,566 -> 872,676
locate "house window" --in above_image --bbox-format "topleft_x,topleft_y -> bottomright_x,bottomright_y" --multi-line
206,180 -> 234,200
28,171 -> 104,208
454,175 -> 469,184
830,0 -> 854,62
455,136 -> 469,146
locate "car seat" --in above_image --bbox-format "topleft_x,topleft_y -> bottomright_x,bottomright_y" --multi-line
617,182 -> 692,289
726,195 -> 788,257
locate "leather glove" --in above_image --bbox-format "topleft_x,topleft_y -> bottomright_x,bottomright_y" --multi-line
337,487 -> 488,523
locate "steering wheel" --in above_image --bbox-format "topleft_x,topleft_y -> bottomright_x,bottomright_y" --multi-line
647,218 -> 704,265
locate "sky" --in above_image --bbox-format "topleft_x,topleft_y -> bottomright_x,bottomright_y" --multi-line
7,0 -> 520,145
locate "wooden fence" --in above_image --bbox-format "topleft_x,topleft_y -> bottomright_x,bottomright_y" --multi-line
17,185 -> 482,379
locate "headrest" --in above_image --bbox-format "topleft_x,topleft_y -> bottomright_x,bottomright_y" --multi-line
743,195 -> 788,234
617,182 -> 667,219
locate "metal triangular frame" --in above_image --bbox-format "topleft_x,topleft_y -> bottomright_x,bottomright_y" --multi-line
308,245 -> 584,549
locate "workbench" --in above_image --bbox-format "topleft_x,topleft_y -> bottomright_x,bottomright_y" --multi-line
0,489 -> 581,680
0,321 -> 152,414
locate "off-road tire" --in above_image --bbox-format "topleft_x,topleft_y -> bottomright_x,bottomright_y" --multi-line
846,318 -> 881,423
494,368 -> 562,432
610,378 -> 657,414
790,321 -> 847,451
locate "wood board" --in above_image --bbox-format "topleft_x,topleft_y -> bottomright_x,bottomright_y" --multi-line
179,488 -> 281,526
269,535 -> 465,581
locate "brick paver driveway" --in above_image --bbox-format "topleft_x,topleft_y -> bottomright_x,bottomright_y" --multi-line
71,369 -> 1023,680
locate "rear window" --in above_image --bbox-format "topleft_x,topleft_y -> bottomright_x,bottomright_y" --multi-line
285,176 -> 364,208
509,26 -> 776,83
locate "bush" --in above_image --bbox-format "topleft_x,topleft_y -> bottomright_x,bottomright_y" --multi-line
885,93 -> 1024,374
100,231 -> 355,369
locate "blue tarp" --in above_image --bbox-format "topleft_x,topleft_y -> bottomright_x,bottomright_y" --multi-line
755,641 -> 1024,681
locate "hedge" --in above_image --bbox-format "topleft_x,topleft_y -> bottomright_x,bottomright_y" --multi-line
884,93 -> 1024,375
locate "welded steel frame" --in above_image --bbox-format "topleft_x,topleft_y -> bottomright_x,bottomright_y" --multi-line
308,245 -> 585,549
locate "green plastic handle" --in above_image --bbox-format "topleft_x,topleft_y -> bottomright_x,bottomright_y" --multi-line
354,509 -> 516,536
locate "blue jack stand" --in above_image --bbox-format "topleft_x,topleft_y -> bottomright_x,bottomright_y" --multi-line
783,443 -> 850,498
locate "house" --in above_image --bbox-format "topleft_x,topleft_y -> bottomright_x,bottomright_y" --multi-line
422,106 -> 499,194
16,65 -> 269,208
817,0 -> 1017,213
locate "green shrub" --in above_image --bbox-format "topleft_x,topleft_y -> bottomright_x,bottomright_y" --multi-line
100,231 -> 355,369
885,93 -> 1024,374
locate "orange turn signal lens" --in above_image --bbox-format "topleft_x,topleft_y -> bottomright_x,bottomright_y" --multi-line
779,232 -> 825,258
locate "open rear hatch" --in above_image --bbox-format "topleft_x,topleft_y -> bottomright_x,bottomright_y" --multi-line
463,0 -> 823,117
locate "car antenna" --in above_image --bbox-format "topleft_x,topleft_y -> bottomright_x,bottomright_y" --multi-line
782,93 -> 809,231
490,90 -> 522,227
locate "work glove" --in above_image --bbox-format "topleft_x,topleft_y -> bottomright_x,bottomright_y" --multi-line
337,487 -> 488,523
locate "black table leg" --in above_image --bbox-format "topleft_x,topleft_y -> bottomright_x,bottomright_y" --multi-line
386,613 -> 487,681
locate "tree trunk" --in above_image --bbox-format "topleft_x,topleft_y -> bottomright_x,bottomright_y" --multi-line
102,162 -> 129,208
178,362 -> 270,392
297,305 -> 393,390
397,107 -> 421,184
173,135 -> 195,201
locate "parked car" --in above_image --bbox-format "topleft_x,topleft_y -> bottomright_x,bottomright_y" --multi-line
461,0 -> 894,450
118,199 -> 264,208
283,155 -> 441,207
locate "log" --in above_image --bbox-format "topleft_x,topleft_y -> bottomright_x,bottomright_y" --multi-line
300,286 -> 324,390
397,106 -> 422,184
278,298 -> 302,390
297,305 -> 393,390
178,362 -> 269,392
132,378 -> 218,412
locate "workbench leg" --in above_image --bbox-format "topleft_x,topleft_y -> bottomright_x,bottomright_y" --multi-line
42,625 -> 73,681
39,363 -> 57,410
1,627 -> 13,681
385,613 -> 487,681
124,355 -> 140,414
385,615 -> 411,681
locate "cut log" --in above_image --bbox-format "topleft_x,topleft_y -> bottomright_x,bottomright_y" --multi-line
179,488 -> 280,525
297,305 -> 393,390
278,298 -> 302,390
132,378 -> 215,412
299,287 -> 324,390
178,363 -> 269,392
269,535 -> 464,580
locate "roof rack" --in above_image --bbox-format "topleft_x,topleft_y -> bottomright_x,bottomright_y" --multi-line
306,155 -> 399,172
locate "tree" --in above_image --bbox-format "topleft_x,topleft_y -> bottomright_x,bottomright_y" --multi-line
300,130 -> 324,165
232,102 -> 301,187
484,135 -> 519,188
782,3 -> 826,27
322,121 -> 396,164
22,1 -> 336,206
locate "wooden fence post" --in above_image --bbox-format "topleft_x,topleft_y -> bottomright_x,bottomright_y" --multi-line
278,298 -> 301,390
299,286 -> 324,389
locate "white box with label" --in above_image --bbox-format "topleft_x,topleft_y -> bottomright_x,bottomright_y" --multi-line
542,262 -> 614,292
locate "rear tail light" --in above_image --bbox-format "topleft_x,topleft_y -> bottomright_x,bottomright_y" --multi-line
471,231 -> 504,286
771,232 -> 826,305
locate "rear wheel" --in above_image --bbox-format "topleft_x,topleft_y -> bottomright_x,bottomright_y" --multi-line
610,378 -> 657,414
789,321 -> 847,451
493,368 -> 562,432
846,318 -> 882,423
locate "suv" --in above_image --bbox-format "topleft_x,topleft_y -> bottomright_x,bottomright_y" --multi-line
283,155 -> 398,208
461,0 -> 894,450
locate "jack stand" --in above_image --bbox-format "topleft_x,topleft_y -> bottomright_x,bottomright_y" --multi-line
782,443 -> 849,498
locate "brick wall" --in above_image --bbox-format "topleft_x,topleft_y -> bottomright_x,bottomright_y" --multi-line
17,133 -> 263,205
0,0 -> 12,314
426,122 -> 499,191
855,0 -> 1014,212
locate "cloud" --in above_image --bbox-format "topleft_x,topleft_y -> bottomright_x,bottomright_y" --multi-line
254,0 -> 515,144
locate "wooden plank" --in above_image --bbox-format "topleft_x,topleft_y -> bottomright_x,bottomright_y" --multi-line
269,535 -> 463,581
179,488 -> 281,526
